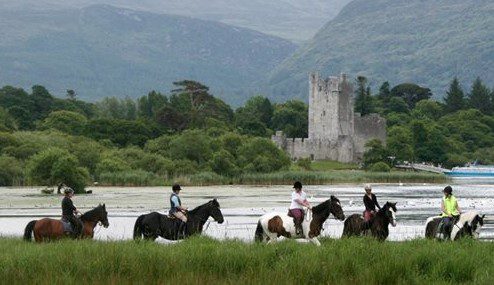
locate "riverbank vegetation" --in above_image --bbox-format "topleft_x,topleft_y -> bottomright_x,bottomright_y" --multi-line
2,76 -> 492,190
1,237 -> 493,284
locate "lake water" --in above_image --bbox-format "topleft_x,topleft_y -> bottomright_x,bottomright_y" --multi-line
1,180 -> 494,242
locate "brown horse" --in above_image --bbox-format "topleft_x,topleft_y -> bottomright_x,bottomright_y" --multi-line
342,202 -> 397,241
24,204 -> 109,242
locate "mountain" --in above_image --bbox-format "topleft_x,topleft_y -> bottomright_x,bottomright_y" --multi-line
268,0 -> 494,101
0,4 -> 296,104
0,0 -> 352,43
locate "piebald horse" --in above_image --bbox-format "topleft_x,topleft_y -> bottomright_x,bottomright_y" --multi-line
254,196 -> 345,246
425,211 -> 485,240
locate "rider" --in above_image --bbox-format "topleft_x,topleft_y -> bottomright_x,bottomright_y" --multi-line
169,184 -> 188,237
437,185 -> 461,240
363,184 -> 381,222
289,181 -> 312,236
61,188 -> 83,238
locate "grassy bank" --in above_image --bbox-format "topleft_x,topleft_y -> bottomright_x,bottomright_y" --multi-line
1,237 -> 492,284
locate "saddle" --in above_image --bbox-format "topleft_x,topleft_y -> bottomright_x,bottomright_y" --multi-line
61,219 -> 75,233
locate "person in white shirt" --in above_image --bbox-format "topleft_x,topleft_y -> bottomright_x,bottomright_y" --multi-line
288,181 -> 312,236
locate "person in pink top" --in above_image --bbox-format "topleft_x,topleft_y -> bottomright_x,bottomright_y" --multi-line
288,181 -> 312,236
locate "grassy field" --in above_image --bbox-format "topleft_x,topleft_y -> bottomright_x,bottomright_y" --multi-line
1,237 -> 492,284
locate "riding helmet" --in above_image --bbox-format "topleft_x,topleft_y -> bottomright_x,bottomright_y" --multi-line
293,181 -> 302,189
172,184 -> 182,191
63,187 -> 74,195
443,186 -> 453,195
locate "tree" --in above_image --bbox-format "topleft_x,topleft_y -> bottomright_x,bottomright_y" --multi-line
386,126 -> 414,161
411,100 -> 443,120
354,76 -> 375,115
377,82 -> 391,103
237,138 -> 290,172
386,97 -> 409,114
137,91 -> 168,120
390,83 -> 432,109
271,100 -> 308,138
242,96 -> 274,127
444,77 -> 465,113
40,110 -> 88,135
27,148 -> 89,193
363,139 -> 388,167
210,150 -> 239,177
468,77 -> 492,115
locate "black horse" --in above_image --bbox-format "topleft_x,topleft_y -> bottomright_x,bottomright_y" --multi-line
342,202 -> 397,241
133,199 -> 224,241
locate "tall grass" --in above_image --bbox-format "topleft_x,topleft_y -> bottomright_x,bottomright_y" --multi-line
1,237 -> 493,284
96,170 -> 447,187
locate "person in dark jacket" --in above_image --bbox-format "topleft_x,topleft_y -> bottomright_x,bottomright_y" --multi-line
363,184 -> 381,221
61,188 -> 83,238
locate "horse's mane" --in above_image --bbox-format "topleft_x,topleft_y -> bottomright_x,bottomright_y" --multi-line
457,211 -> 480,225
81,204 -> 105,222
312,196 -> 340,214
188,199 -> 218,215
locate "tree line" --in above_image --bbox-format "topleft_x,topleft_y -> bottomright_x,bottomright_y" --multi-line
355,76 -> 494,169
0,76 -> 492,191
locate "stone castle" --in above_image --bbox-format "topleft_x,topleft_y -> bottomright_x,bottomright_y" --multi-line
272,73 -> 386,163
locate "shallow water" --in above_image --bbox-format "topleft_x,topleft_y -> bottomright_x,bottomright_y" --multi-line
1,181 -> 494,242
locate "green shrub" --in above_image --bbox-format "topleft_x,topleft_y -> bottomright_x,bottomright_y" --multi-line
369,162 -> 391,172
210,150 -> 239,177
27,148 -> 89,193
296,158 -> 312,170
0,155 -> 23,185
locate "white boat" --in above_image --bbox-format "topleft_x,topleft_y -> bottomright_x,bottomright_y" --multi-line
445,165 -> 494,177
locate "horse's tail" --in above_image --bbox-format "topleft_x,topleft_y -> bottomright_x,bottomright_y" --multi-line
23,220 -> 37,241
254,220 -> 264,242
133,214 -> 146,240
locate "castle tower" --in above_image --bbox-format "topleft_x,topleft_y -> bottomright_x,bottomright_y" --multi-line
308,73 -> 354,141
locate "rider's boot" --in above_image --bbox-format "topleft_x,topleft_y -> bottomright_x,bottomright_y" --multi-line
177,221 -> 187,239
295,222 -> 303,237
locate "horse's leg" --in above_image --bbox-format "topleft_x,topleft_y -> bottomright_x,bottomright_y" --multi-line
310,237 -> 321,246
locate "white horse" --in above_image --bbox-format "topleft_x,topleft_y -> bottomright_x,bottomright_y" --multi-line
254,196 -> 345,246
425,211 -> 486,240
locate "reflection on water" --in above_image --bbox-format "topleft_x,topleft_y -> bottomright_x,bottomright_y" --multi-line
1,183 -> 494,242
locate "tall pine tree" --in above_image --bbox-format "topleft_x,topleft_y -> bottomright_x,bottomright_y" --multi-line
444,77 -> 464,113
468,77 -> 492,115
354,76 -> 374,116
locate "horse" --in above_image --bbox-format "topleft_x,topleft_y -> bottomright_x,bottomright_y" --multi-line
342,202 -> 397,241
425,211 -> 486,241
24,204 -> 109,242
254,195 -> 345,246
133,199 -> 224,241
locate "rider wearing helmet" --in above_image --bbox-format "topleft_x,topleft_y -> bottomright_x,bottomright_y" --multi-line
61,187 -> 83,238
363,184 -> 381,222
437,186 -> 461,239
289,181 -> 311,236
169,184 -> 188,238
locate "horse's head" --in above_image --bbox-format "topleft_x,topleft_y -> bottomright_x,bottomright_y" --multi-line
97,203 -> 110,228
471,214 -> 486,239
209,199 -> 224,224
329,195 -> 345,221
383,202 -> 397,227
81,204 -> 109,228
